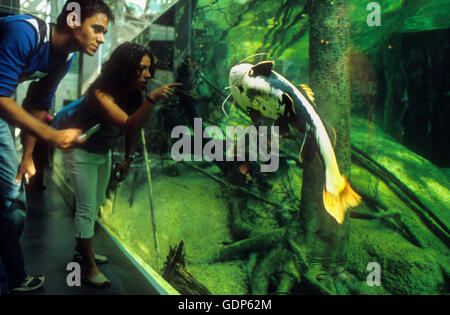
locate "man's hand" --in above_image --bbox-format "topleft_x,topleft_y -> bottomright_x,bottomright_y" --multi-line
51,128 -> 85,152
15,157 -> 36,184
112,160 -> 132,182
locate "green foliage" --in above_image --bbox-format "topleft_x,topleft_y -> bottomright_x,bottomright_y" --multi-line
191,0 -> 450,102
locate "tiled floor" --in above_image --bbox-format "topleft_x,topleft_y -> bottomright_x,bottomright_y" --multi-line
16,173 -> 159,295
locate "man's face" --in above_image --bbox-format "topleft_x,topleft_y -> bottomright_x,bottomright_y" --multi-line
73,13 -> 109,56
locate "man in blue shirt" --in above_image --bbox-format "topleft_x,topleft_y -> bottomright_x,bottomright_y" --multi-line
0,0 -> 114,294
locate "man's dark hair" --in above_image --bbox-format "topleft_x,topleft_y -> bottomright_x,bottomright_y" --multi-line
56,0 -> 115,30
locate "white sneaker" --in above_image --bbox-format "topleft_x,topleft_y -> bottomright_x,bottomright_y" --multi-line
9,274 -> 45,293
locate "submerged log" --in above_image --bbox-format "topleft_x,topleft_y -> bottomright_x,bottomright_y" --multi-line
217,228 -> 285,261
228,199 -> 253,240
178,160 -> 296,213
162,241 -> 211,295
351,145 -> 450,246
250,246 -> 282,295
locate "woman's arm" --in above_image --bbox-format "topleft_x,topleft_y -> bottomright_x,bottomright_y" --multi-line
94,82 -> 181,135
113,132 -> 138,182
125,132 -> 137,160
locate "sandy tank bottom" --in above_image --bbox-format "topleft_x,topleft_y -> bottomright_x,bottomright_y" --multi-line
99,159 -> 249,294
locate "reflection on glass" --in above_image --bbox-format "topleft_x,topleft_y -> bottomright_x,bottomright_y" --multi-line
8,0 -> 445,295
98,0 -> 450,295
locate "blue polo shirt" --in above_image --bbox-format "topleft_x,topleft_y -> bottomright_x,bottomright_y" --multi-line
0,14 -> 74,110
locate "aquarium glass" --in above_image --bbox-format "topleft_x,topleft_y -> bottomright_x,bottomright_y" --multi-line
92,0 -> 449,295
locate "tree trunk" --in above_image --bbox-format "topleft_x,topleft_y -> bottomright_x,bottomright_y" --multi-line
297,0 -> 352,266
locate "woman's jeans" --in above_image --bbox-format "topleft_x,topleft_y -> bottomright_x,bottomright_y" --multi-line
64,149 -> 111,239
0,118 -> 27,294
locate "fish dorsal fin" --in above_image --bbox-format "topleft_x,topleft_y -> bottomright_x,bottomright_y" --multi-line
323,120 -> 337,148
329,125 -> 337,148
299,84 -> 315,103
282,93 -> 296,114
249,61 -> 274,78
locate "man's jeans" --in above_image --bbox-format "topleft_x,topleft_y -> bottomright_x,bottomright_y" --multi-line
0,118 -> 27,294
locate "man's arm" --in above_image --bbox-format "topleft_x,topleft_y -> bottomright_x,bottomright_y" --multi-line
21,108 -> 47,159
0,20 -> 82,145
0,97 -> 83,182
0,97 -> 82,147
16,104 -> 48,183
0,96 -> 57,142
0,97 -> 82,182
17,55 -> 75,181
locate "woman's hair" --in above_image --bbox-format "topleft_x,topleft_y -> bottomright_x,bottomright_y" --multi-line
87,42 -> 154,109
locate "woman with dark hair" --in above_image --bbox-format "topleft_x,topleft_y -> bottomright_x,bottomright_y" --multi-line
52,42 -> 180,288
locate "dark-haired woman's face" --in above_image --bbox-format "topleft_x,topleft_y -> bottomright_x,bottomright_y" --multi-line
133,55 -> 152,91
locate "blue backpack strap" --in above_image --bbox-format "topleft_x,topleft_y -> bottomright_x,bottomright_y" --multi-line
0,12 -> 47,59
24,14 -> 47,59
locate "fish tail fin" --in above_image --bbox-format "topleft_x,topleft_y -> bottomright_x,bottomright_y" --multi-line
323,177 -> 361,224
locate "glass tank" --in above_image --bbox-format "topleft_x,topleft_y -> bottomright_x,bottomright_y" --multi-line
60,0 -> 449,295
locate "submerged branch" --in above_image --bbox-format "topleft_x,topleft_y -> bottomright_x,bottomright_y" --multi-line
217,228 -> 285,261
228,198 -> 253,240
250,246 -> 283,295
351,145 -> 450,246
177,160 -> 297,213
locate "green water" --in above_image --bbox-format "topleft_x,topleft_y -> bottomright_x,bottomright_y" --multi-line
98,0 -> 450,295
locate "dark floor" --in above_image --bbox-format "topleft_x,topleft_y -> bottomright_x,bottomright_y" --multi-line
16,173 -> 159,295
